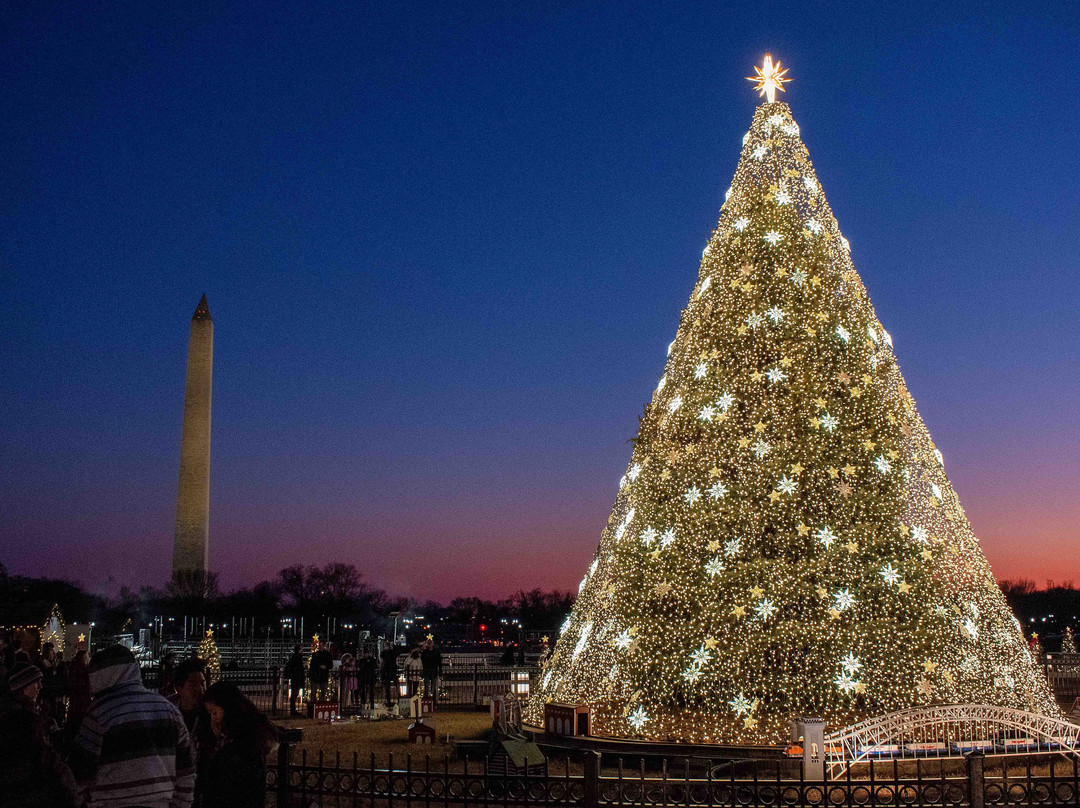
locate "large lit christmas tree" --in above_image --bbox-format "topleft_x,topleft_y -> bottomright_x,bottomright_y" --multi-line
525,56 -> 1058,744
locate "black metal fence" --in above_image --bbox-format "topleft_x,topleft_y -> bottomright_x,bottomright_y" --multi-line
267,745 -> 1080,808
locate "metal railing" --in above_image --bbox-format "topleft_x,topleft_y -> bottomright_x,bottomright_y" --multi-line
267,746 -> 1080,808
142,664 -> 537,716
1049,654 -> 1080,703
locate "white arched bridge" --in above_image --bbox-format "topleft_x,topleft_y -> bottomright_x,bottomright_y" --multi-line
825,704 -> 1080,770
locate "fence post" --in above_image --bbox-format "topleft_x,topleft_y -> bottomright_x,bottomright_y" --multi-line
277,726 -> 302,808
271,666 -> 280,715
583,750 -> 600,808
338,668 -> 344,716
472,663 -> 479,706
966,751 -> 985,808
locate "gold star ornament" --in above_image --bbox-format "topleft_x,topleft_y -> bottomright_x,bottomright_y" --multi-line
746,53 -> 791,104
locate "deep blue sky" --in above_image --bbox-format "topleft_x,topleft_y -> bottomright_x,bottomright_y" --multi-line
2,2 -> 1078,601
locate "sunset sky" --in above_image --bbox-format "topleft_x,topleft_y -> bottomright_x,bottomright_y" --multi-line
2,2 -> 1078,602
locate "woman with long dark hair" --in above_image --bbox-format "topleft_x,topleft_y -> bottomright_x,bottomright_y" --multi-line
64,649 -> 92,736
0,704 -> 80,807
198,681 -> 278,808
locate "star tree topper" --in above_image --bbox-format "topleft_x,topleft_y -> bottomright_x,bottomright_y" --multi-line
746,53 -> 791,103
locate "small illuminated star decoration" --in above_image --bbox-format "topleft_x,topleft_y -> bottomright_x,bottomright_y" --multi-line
728,693 -> 754,716
746,53 -> 791,103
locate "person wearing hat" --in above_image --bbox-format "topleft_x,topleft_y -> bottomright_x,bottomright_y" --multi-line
3,660 -> 64,745
7,661 -> 43,705
69,644 -> 194,808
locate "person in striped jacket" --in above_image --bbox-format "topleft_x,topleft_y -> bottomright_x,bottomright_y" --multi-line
70,645 -> 195,808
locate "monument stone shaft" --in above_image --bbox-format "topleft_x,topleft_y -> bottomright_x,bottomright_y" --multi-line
172,294 -> 213,575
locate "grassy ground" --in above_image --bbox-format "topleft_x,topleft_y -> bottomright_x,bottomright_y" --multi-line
274,709 -> 493,766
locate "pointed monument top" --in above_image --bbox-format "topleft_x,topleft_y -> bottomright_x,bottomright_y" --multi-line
192,294 -> 212,322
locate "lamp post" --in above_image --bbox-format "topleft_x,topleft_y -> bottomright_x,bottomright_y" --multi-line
390,611 -> 401,646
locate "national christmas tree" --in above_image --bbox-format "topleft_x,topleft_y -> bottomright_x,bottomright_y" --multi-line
525,57 -> 1058,744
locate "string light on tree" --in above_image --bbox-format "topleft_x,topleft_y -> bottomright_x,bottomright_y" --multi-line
525,55 -> 1058,744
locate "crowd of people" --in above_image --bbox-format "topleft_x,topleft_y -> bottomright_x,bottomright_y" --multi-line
282,637 -> 444,714
0,633 -> 277,807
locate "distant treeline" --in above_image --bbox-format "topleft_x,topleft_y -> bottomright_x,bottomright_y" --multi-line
6,560 -> 1074,649
0,560 -> 575,642
999,578 -> 1080,650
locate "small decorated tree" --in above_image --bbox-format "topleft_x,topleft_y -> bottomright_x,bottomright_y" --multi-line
1063,627 -> 1077,656
1028,633 -> 1045,664
198,629 -> 221,673
41,604 -> 66,657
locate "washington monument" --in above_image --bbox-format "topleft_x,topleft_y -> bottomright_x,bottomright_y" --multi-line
172,294 -> 213,576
